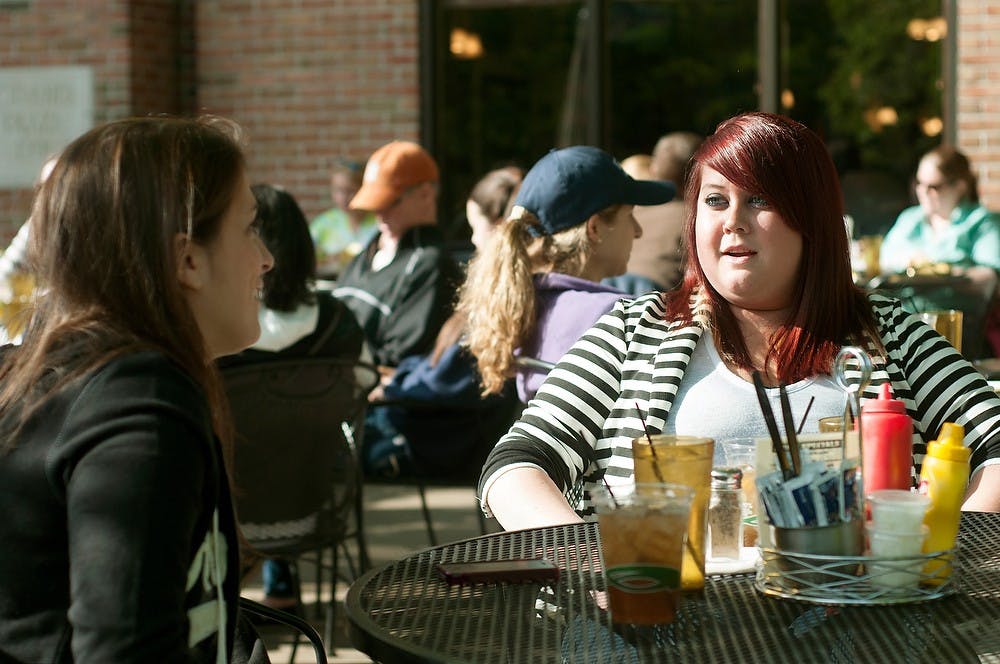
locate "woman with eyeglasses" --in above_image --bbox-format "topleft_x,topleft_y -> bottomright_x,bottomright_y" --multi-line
880,146 -> 1000,275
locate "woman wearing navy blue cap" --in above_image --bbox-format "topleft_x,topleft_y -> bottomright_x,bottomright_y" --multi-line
457,146 -> 675,403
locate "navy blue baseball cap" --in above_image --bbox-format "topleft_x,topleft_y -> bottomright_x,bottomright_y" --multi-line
510,146 -> 676,237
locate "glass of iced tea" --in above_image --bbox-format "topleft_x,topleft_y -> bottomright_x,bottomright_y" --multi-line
632,435 -> 714,590
593,482 -> 693,625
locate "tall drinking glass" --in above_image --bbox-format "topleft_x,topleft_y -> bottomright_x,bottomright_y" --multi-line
918,309 -> 963,353
721,437 -> 758,547
631,435 -> 714,590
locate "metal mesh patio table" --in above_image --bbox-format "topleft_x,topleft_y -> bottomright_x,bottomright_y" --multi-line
345,512 -> 1000,663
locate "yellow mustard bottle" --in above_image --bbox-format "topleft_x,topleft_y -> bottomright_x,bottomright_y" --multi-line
917,422 -> 970,584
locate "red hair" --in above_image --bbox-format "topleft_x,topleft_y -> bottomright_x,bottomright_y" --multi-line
665,112 -> 878,382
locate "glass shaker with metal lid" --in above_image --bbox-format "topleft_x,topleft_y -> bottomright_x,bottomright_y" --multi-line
708,467 -> 743,560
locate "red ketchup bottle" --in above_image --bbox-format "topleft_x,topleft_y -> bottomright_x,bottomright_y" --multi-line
861,382 -> 914,497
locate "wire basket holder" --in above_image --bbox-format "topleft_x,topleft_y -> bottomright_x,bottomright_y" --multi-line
755,546 -> 959,605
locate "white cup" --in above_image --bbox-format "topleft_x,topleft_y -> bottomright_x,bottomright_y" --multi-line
867,490 -> 930,534
867,524 -> 929,589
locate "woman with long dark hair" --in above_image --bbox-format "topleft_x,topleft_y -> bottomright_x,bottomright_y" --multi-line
0,116 -> 273,662
220,183 -> 366,610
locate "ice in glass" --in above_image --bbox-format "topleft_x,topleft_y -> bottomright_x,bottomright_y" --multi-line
594,482 -> 692,625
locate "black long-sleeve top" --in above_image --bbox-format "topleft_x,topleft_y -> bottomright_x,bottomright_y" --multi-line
0,351 -> 239,663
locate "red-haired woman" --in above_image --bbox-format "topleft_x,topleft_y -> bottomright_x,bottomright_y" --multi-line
479,112 -> 1000,529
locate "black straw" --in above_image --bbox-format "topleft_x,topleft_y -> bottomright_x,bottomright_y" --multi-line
778,383 -> 802,477
797,396 -> 815,436
635,401 -> 655,446
635,402 -> 666,483
752,371 -> 792,480
601,476 -> 620,508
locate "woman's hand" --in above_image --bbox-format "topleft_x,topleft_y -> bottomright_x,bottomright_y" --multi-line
367,365 -> 396,402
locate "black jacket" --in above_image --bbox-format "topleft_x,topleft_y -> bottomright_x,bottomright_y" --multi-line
0,351 -> 239,663
333,225 -> 460,367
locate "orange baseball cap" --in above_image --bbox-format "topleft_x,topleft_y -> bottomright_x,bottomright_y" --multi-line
349,141 -> 439,211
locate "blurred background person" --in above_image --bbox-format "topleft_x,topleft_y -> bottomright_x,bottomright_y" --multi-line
309,157 -> 378,279
220,183 -> 367,610
364,166 -> 523,478
0,221 -> 31,301
458,146 -> 675,403
605,131 -> 703,296
0,156 -> 58,343
881,146 -> 1000,275
619,154 -> 651,180
464,165 -> 525,258
333,141 -> 461,369
879,146 -> 1000,358
224,184 -> 366,368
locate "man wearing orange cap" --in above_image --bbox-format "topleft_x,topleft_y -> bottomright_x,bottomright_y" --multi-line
334,140 -> 461,367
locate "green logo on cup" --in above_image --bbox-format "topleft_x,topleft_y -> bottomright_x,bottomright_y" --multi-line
606,565 -> 680,593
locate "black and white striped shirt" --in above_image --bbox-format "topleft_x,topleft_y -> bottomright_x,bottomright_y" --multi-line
479,291 -> 1000,516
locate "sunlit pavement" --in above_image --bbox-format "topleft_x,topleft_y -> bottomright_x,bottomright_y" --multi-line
241,483 -> 498,663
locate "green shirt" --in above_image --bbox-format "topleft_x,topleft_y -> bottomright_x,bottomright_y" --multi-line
881,203 -> 1000,273
309,208 -> 378,276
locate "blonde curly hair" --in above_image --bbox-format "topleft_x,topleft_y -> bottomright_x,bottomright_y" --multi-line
457,205 -> 620,395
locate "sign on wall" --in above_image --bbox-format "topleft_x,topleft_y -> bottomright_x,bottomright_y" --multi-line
0,66 -> 94,189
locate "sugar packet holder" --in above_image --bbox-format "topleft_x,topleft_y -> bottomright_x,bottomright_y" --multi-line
753,431 -> 861,545
758,458 -> 859,528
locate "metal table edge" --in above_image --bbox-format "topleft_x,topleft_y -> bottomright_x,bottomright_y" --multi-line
346,552 -> 491,664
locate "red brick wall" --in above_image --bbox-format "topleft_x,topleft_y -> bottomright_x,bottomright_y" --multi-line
0,0 -> 421,241
0,0 -> 133,240
194,0 -> 422,222
956,1 -> 1000,209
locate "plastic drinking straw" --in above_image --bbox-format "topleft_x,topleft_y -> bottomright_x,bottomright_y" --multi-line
778,383 -> 802,477
601,476 -> 620,508
797,396 -> 815,435
634,402 -> 666,483
581,429 -> 621,508
752,371 -> 792,479
635,401 -> 655,446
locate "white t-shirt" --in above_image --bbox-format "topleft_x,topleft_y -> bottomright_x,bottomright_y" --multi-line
664,330 -> 847,464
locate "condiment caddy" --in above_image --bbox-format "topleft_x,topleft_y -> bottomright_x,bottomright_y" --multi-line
755,542 -> 957,605
748,348 -> 967,606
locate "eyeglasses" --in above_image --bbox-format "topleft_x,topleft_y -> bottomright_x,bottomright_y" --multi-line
914,179 -> 955,193
379,185 -> 420,213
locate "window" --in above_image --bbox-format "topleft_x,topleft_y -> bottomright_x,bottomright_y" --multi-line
426,0 -> 945,242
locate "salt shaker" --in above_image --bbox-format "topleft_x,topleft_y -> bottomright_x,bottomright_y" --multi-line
708,467 -> 743,560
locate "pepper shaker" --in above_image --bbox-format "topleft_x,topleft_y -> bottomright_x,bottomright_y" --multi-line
708,467 -> 743,560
